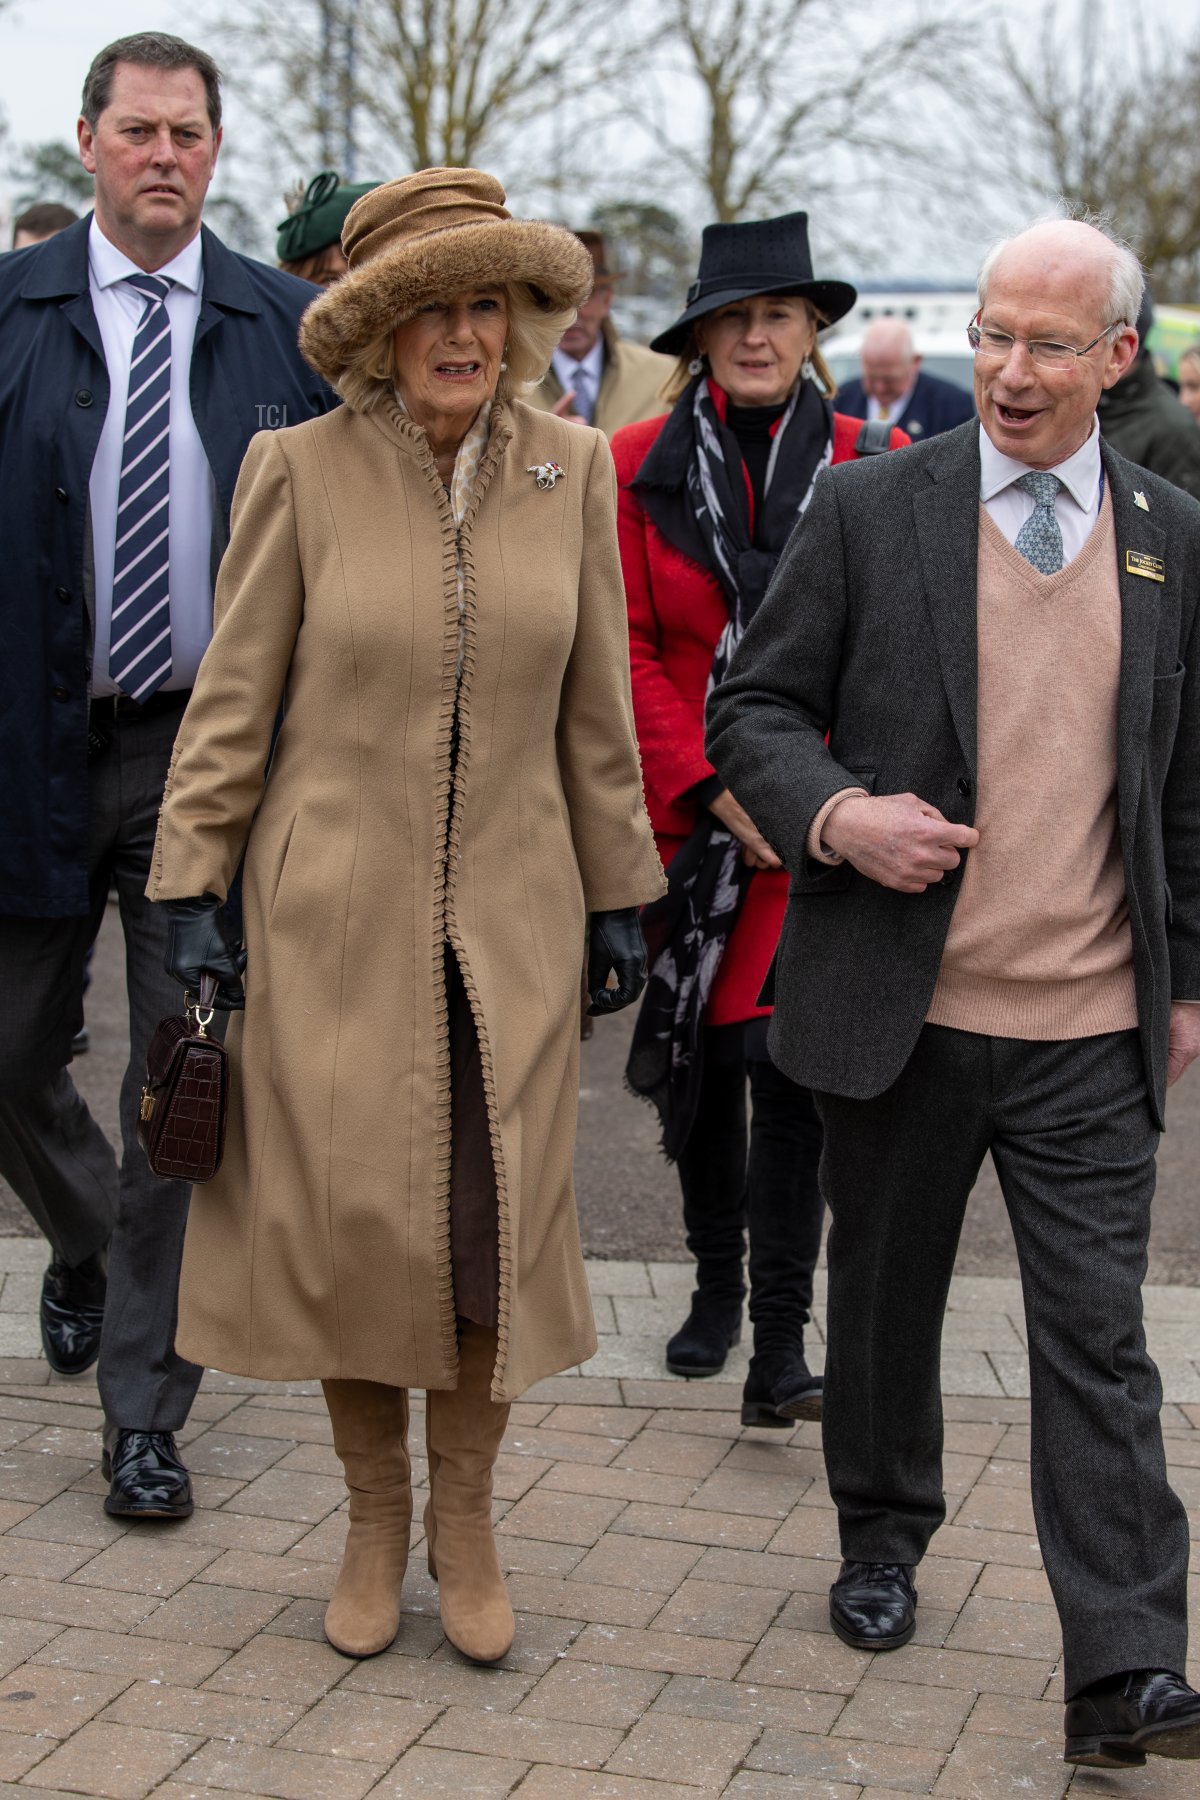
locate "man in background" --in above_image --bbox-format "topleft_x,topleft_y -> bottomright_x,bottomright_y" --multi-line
528,229 -> 671,434
11,202 -> 79,249
0,31 -> 332,1521
1100,292 -> 1200,502
837,316 -> 974,440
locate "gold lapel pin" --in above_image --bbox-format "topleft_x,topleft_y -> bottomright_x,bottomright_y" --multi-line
528,461 -> 564,490
1134,490 -> 1150,512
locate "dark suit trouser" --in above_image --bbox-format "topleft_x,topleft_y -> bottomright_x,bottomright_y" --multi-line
815,1023 -> 1188,1697
0,702 -> 203,1433
677,1027 -> 825,1339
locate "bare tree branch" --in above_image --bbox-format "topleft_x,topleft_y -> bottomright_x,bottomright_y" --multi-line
207,0 -> 641,204
997,0 -> 1200,298
626,0 -> 989,233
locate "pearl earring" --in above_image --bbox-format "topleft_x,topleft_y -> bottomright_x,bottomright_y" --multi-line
500,345 -> 509,372
801,357 -> 816,380
688,355 -> 705,376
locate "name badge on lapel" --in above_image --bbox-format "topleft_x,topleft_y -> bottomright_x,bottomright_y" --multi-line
1126,549 -> 1165,583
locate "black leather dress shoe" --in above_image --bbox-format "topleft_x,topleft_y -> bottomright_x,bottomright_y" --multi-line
829,1559 -> 918,1650
103,1429 -> 193,1519
40,1251 -> 106,1376
1065,1669 -> 1200,1767
741,1346 -> 823,1427
665,1292 -> 744,1377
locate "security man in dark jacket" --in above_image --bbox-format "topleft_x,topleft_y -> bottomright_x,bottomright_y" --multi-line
0,30 -> 333,1519
1099,292 -> 1200,502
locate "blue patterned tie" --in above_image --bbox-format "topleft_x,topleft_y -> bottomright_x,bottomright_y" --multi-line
570,362 -> 594,423
1013,470 -> 1064,574
109,274 -> 173,700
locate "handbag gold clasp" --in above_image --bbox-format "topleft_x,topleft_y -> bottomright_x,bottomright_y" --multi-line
184,990 -> 215,1036
139,1089 -> 155,1123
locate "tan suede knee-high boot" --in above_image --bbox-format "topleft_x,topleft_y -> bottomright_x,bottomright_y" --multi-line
322,1380 -> 411,1657
424,1322 -> 514,1664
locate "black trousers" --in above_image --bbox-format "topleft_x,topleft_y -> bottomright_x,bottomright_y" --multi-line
0,699 -> 203,1434
678,1024 -> 825,1343
815,1023 -> 1188,1697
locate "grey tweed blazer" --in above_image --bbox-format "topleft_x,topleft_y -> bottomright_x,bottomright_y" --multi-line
704,419 -> 1200,1124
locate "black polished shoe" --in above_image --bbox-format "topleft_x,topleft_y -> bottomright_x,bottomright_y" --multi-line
741,1345 -> 823,1427
40,1251 -> 106,1376
1065,1669 -> 1200,1767
829,1559 -> 917,1651
665,1290 -> 744,1377
103,1429 -> 194,1519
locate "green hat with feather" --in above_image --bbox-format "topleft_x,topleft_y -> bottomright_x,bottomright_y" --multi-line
277,170 -> 381,264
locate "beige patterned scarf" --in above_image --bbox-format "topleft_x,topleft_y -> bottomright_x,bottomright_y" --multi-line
393,392 -> 491,674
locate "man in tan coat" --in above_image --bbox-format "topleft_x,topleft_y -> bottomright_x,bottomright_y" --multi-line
527,230 -> 671,435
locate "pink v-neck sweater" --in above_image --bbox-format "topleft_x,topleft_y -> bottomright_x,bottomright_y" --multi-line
925,488 -> 1138,1040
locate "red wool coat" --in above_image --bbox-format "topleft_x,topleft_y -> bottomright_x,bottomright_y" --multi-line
614,408 -> 909,1025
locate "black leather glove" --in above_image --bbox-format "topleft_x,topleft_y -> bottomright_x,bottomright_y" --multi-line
586,908 -> 648,1015
162,896 -> 247,1011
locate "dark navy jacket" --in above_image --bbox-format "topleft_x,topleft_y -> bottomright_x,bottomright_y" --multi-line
837,368 -> 975,443
0,215 -> 335,917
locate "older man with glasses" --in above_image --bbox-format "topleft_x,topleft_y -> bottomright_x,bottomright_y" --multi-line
706,213 -> 1200,1769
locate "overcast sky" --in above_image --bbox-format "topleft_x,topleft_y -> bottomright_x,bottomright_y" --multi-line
0,0 -> 985,277
2,0 -> 176,143
2,0 -> 1185,283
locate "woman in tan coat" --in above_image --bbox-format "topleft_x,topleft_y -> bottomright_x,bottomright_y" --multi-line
149,168 -> 665,1666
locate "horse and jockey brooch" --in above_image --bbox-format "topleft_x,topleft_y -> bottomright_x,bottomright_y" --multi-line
527,461 -> 564,490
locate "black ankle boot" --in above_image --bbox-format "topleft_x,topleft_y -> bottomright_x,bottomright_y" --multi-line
665,1289 -> 744,1376
741,1341 -> 823,1427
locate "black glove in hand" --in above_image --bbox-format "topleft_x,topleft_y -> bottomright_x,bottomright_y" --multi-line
162,896 -> 247,1011
587,907 -> 648,1015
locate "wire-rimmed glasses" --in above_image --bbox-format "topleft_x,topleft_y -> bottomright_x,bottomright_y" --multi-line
966,319 -> 1124,369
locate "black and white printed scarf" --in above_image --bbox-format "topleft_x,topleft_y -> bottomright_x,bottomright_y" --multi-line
625,375 -> 832,1158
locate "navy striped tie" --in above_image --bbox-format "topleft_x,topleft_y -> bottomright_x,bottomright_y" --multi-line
109,273 -> 173,700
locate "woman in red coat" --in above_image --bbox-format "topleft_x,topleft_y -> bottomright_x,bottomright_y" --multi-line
617,213 -> 906,1426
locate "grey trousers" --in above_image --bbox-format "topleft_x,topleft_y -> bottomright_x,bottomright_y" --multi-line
0,700 -> 203,1433
815,1024 -> 1189,1698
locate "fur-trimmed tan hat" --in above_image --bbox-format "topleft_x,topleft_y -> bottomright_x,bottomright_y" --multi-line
300,167 -> 595,385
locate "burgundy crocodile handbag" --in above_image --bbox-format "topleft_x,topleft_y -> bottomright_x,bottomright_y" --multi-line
137,973 -> 229,1183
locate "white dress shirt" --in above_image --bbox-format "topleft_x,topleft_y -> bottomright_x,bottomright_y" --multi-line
867,383 -> 915,425
87,218 -> 217,696
979,418 -> 1103,567
551,334 -> 606,423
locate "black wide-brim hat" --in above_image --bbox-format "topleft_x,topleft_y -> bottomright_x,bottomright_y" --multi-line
650,211 -> 857,357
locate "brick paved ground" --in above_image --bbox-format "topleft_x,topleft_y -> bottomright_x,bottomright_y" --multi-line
0,1246 -> 1194,1795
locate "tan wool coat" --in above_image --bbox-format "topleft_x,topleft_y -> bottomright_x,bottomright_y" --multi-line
148,399 -> 666,1400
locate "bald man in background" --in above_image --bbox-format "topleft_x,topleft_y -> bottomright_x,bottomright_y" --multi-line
838,316 -> 975,440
